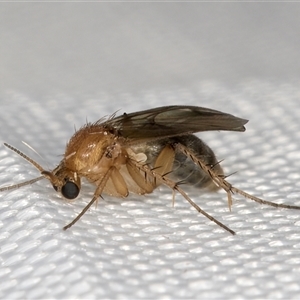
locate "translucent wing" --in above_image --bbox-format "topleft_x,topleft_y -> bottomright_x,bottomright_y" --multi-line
103,105 -> 248,141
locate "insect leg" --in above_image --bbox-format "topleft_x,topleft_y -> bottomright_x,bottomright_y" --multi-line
174,142 -> 233,209
153,144 -> 175,177
129,157 -> 236,235
174,143 -> 300,211
63,167 -> 114,230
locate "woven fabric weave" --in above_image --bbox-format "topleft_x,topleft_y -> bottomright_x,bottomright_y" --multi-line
1,82 -> 300,299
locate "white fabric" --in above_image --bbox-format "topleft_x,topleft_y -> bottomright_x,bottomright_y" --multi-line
1,4 -> 300,300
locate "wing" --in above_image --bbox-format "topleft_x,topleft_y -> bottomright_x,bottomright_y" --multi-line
102,105 -> 248,141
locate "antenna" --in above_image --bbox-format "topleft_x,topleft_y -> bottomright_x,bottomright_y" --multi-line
0,143 -> 46,191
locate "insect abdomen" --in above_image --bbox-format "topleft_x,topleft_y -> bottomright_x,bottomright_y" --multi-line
171,135 -> 223,191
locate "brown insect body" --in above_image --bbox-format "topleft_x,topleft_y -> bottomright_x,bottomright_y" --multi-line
50,126 -> 219,200
1,105 -> 300,234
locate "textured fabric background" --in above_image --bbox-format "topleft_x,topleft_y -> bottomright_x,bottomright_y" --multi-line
1,3 -> 300,300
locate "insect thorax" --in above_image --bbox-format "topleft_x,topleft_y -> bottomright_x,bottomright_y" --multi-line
64,125 -> 120,172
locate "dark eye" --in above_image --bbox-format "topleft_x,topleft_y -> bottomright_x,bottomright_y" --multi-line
61,181 -> 80,199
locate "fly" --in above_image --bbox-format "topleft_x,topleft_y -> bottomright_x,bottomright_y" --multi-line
1,105 -> 299,234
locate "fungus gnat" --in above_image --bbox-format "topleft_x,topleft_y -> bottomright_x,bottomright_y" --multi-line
1,105 -> 299,234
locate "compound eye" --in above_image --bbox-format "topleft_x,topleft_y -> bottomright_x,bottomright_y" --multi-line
61,181 -> 80,199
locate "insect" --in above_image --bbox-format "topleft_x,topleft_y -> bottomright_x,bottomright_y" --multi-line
1,105 -> 299,234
